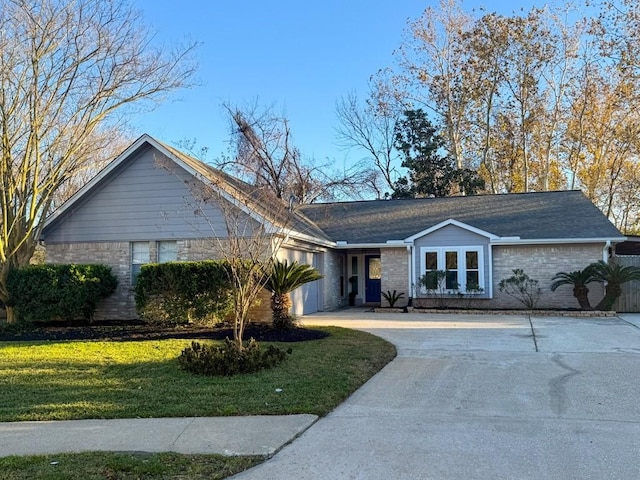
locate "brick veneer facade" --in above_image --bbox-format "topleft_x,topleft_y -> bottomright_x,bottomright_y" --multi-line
489,243 -> 605,309
407,243 -> 607,310
46,240 -> 609,318
46,239 -> 273,321
46,242 -> 135,320
381,248 -> 410,307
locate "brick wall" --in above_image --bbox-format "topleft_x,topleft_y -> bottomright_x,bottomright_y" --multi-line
46,239 -> 273,322
490,243 -> 605,309
322,249 -> 347,310
413,243 -> 607,310
381,248 -> 409,307
46,242 -> 136,320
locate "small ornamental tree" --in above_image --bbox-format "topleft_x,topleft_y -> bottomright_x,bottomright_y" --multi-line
419,270 -> 460,308
498,269 -> 542,309
181,171 -> 294,351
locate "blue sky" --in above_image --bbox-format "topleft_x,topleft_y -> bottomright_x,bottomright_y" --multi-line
130,0 -> 547,167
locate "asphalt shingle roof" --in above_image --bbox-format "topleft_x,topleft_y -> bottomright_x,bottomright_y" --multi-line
297,191 -> 623,243
158,140 -> 332,242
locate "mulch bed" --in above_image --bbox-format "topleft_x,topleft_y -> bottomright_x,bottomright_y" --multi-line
0,320 -> 329,343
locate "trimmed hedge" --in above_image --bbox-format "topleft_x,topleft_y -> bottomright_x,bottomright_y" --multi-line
134,261 -> 233,325
7,264 -> 118,322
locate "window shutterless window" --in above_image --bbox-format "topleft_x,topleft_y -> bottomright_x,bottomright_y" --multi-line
131,242 -> 150,284
420,247 -> 484,294
157,240 -> 177,263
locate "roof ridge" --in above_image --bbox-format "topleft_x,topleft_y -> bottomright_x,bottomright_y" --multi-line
300,189 -> 585,208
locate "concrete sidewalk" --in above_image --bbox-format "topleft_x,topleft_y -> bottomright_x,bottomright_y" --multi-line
0,415 -> 317,458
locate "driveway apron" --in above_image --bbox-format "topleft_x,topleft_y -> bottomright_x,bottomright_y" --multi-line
232,311 -> 640,480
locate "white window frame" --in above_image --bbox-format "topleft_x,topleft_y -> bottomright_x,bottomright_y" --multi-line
157,240 -> 178,263
419,246 -> 485,294
131,241 -> 151,285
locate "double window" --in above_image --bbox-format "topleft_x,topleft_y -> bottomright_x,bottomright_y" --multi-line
131,241 -> 178,284
420,247 -> 484,294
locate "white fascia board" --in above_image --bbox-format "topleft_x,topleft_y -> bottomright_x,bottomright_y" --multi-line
333,242 -> 411,249
404,218 -> 500,242
285,229 -> 336,248
490,236 -> 627,245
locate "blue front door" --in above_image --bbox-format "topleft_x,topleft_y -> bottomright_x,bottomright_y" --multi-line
365,255 -> 382,303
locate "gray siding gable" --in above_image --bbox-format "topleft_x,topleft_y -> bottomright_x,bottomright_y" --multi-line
414,224 -> 490,247
43,144 -> 251,243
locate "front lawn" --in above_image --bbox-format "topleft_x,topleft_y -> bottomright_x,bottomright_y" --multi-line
0,452 -> 263,480
0,326 -> 396,421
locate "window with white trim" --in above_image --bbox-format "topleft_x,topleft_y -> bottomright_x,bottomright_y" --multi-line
131,242 -> 150,284
131,241 -> 178,285
157,240 -> 178,263
420,247 -> 485,294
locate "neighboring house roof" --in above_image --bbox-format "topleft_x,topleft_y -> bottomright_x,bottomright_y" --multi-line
616,236 -> 640,255
298,191 -> 624,244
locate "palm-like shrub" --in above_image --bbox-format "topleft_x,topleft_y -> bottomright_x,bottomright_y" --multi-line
381,290 -> 405,308
264,260 -> 322,329
550,267 -> 597,310
590,261 -> 640,311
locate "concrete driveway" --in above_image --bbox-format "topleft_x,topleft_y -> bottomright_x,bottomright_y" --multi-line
233,311 -> 640,479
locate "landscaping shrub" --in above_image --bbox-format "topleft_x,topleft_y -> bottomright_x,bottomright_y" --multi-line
7,264 -> 118,322
135,261 -> 233,325
499,269 -> 542,309
382,290 -> 405,307
178,338 -> 291,376
419,270 -> 460,308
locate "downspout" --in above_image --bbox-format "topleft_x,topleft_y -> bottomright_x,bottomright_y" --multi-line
488,244 -> 494,298
407,243 -> 413,307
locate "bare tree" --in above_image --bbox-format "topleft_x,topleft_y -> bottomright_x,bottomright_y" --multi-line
335,92 -> 400,196
53,127 -> 135,208
182,173 -> 293,349
381,0 -> 475,169
218,102 -> 373,203
0,0 -> 197,323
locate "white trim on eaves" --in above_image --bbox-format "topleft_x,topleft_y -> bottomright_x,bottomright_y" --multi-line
490,237 -> 627,245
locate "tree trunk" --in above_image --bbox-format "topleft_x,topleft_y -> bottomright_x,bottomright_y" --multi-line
595,283 -> 621,311
271,293 -> 293,329
596,282 -> 622,310
573,286 -> 592,310
5,305 -> 17,324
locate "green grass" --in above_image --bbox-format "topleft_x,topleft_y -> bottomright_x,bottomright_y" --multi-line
0,452 -> 263,479
0,326 -> 396,421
